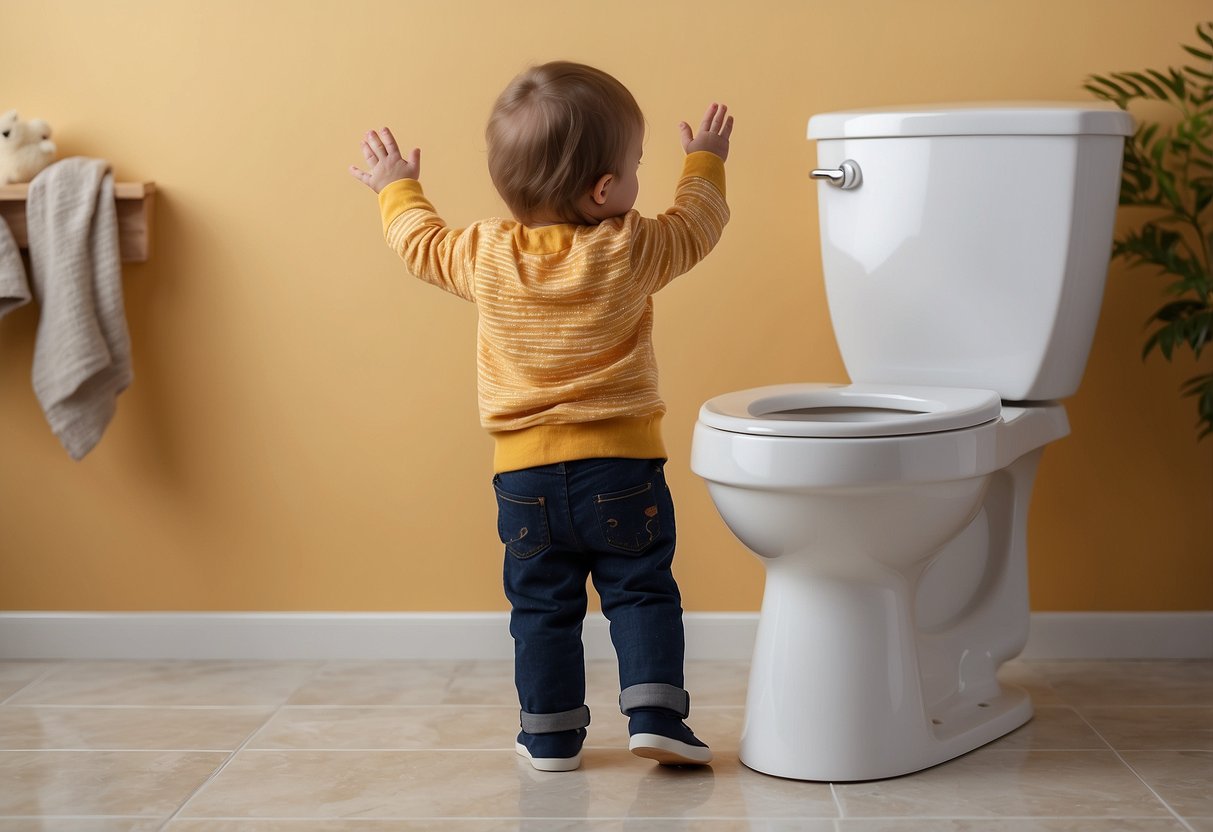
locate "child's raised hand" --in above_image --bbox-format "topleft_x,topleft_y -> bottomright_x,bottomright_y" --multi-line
349,127 -> 421,193
679,103 -> 733,162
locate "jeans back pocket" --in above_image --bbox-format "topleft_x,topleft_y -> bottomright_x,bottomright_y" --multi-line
494,486 -> 551,559
595,481 -> 660,553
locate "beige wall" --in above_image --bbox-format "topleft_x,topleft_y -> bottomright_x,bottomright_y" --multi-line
1,0 -> 1209,613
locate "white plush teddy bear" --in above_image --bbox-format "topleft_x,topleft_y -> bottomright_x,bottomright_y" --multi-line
0,110 -> 57,184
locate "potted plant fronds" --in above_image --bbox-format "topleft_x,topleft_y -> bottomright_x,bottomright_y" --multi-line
1085,21 -> 1213,440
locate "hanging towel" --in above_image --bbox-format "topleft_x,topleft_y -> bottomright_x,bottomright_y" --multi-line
0,216 -> 30,319
26,157 -> 132,460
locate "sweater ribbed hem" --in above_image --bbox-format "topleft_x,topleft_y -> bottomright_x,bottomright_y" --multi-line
682,151 -> 727,198
378,178 -> 428,234
491,414 -> 666,473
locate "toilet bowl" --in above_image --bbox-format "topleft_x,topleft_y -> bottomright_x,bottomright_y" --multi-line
691,103 -> 1132,781
692,386 -> 1068,780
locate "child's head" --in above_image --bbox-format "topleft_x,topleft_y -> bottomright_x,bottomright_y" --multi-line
486,61 -> 645,225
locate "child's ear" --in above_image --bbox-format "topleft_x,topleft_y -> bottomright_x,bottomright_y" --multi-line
590,173 -> 615,206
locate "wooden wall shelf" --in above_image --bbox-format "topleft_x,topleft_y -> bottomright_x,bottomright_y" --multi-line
0,181 -> 156,263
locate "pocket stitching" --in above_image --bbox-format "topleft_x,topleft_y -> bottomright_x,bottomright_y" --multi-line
594,482 -> 659,553
494,488 -> 550,559
595,482 -> 653,504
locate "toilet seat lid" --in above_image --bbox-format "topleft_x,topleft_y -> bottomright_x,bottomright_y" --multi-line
698,383 -> 1002,438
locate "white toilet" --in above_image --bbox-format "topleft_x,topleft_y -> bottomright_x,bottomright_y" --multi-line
690,104 -> 1133,782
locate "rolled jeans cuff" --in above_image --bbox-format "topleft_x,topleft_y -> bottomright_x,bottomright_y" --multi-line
618,683 -> 690,719
519,705 -> 591,734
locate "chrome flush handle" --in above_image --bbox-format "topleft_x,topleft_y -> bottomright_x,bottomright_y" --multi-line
809,159 -> 862,190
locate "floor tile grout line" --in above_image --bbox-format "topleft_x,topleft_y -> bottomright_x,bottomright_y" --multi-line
199,819 -> 827,824
7,744 -> 1210,754
155,661 -> 331,832
2,747 -> 270,754
254,704 -> 747,710
0,819 -> 162,824
1,703 -> 284,710
0,662 -> 65,706
1070,707 -> 1198,832
839,819 -> 1208,824
2,819 -> 1183,829
154,720 -> 276,831
1069,703 -> 1213,712
828,781 -> 846,819
64,746 -> 737,754
1104,749 -> 1199,832
2,819 -> 1193,824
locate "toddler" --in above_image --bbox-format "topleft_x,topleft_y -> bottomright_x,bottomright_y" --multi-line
350,61 -> 732,771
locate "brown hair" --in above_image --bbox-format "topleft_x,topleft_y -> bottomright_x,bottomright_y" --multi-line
486,61 -> 644,224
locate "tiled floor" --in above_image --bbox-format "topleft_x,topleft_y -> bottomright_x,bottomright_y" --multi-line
0,658 -> 1210,830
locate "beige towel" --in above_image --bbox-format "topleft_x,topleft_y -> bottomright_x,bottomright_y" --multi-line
26,157 -> 132,460
0,216 -> 30,319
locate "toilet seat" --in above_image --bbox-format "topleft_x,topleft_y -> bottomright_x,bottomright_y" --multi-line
699,383 -> 1001,438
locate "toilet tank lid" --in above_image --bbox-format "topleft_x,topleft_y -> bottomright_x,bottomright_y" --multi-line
808,102 -> 1134,139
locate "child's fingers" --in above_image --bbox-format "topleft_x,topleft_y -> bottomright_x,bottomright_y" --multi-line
348,165 -> 370,184
361,141 -> 378,166
678,121 -> 693,150
365,129 -> 387,159
380,127 -> 400,158
699,103 -> 719,133
710,104 -> 729,134
721,115 -> 735,139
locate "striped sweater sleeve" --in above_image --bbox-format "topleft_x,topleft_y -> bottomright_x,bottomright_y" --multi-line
630,151 -> 730,295
378,179 -> 477,302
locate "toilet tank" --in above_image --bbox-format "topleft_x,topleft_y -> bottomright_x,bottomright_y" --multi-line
808,104 -> 1133,401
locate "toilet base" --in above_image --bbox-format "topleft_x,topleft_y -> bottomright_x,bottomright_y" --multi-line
739,683 -> 1032,782
735,546 -> 1035,783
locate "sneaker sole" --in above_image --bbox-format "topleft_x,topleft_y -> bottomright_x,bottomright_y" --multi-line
629,733 -> 713,766
515,741 -> 581,772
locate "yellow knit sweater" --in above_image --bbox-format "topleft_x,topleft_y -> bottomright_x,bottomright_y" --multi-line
378,151 -> 729,472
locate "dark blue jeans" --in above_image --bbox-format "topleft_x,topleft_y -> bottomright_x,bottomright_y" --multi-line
494,457 -> 685,727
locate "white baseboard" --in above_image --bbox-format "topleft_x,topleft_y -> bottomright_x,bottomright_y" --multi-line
0,612 -> 756,662
1022,611 -> 1213,660
0,611 -> 1209,661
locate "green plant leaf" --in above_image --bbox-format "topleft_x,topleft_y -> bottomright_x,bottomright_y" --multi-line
1083,83 -> 1117,103
1145,322 -> 1178,359
1110,73 -> 1141,95
1127,70 -> 1172,98
1146,306 -> 1212,361
1147,69 -> 1182,100
1197,188 -> 1212,215
1178,372 -> 1213,439
1153,299 -> 1207,321
1093,22 -> 1213,442
1197,21 -> 1213,50
1188,310 -> 1213,357
1168,67 -> 1188,100
1116,224 -> 1192,268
